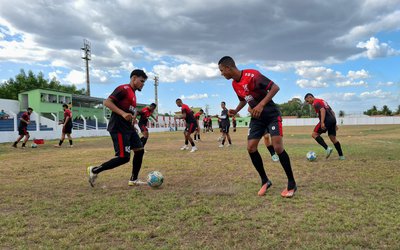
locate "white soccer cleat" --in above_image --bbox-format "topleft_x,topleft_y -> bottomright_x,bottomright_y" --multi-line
271,154 -> 280,162
226,144 -> 231,147
87,166 -> 98,187
325,147 -> 333,159
128,179 -> 147,186
218,144 -> 224,148
180,145 -> 189,151
190,146 -> 198,153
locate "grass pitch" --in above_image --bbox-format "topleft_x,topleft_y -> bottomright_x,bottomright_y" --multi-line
1,125 -> 399,249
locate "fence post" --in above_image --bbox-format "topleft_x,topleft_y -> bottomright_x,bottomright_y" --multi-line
32,111 -> 40,131
8,111 -> 17,132
51,113 -> 57,131
94,115 -> 98,130
80,115 -> 87,130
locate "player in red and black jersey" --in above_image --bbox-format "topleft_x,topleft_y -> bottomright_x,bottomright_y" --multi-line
137,103 -> 157,147
218,101 -> 232,147
305,93 -> 344,160
12,107 -> 33,148
87,69 -> 148,187
219,56 -> 297,198
55,104 -> 73,148
193,109 -> 204,141
175,99 -> 198,152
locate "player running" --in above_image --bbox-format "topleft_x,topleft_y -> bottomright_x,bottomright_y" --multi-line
175,99 -> 198,152
87,69 -> 148,187
137,103 -> 157,147
218,101 -> 232,147
54,104 -> 73,148
194,109 -> 204,141
12,107 -> 33,149
304,93 -> 345,160
218,56 -> 297,198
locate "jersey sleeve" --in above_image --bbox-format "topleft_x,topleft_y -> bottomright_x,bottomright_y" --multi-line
313,100 -> 324,112
254,72 -> 275,91
109,85 -> 126,102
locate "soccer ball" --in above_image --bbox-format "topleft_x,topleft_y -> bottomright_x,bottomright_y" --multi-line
306,151 -> 317,161
147,171 -> 164,188
31,143 -> 38,148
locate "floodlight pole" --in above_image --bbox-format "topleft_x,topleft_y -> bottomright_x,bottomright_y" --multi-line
154,76 -> 159,114
81,39 -> 91,96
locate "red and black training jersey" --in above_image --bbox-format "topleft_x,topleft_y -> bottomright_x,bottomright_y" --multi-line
312,98 -> 335,121
107,84 -> 137,132
138,106 -> 154,124
232,69 -> 280,118
194,111 -> 202,120
181,104 -> 195,123
19,112 -> 30,129
63,109 -> 72,126
220,108 -> 230,126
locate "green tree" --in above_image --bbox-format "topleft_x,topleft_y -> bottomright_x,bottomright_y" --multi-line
364,105 -> 378,116
381,105 -> 392,116
395,105 -> 400,115
0,69 -> 86,100
339,110 -> 345,117
279,98 -> 308,117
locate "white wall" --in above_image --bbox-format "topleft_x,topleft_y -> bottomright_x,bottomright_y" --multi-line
0,99 -> 20,116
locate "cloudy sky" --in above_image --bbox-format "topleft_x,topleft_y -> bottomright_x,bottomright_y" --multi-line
0,0 -> 399,115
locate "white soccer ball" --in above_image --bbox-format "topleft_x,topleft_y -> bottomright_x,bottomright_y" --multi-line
306,151 -> 317,161
147,171 -> 164,187
31,143 -> 38,148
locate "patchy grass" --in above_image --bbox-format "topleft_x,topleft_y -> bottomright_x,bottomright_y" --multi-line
1,125 -> 399,249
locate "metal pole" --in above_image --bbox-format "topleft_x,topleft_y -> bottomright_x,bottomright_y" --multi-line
154,76 -> 159,114
81,39 -> 91,96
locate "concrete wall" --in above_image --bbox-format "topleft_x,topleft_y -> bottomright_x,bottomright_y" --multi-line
0,99 -> 20,116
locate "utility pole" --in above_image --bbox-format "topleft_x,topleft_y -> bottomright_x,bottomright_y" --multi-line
154,76 -> 159,114
81,39 -> 91,96
205,104 -> 209,116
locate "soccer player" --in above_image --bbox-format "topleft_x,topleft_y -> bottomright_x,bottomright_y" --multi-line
232,116 -> 237,132
87,69 -> 148,187
304,93 -> 345,160
175,99 -> 198,152
218,101 -> 232,147
137,103 -> 157,147
264,133 -> 279,162
194,109 -> 204,141
12,107 -> 33,149
202,116 -> 208,133
54,104 -> 73,148
218,56 -> 297,198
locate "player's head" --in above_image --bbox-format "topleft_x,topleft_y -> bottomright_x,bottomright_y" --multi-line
149,103 -> 157,111
218,56 -> 237,80
199,109 -> 204,114
62,104 -> 69,110
221,101 -> 226,109
130,69 -> 148,91
27,107 -> 33,114
304,93 -> 315,104
175,98 -> 183,107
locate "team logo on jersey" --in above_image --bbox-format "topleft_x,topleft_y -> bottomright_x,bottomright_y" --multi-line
129,105 -> 136,113
125,146 -> 130,152
243,84 -> 249,92
244,95 -> 254,103
272,126 -> 276,130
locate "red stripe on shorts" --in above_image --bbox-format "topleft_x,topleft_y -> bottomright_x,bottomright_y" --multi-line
117,132 -> 124,158
278,116 -> 283,136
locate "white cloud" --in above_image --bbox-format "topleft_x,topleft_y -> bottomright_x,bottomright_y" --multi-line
296,79 -> 328,88
211,94 -> 219,97
180,93 -> 208,100
48,70 -> 63,80
377,81 -> 395,86
63,70 -> 86,85
336,80 -> 368,87
356,37 -> 399,59
153,63 -> 219,83
360,89 -> 393,99
296,67 -> 343,81
347,69 -> 370,79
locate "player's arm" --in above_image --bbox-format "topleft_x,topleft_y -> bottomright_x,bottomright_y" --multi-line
104,98 -> 133,121
229,101 -> 246,117
320,108 -> 326,129
64,115 -> 70,126
251,83 -> 280,119
20,116 -> 30,124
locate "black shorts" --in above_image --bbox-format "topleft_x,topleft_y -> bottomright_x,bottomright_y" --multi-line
248,116 -> 283,140
18,127 -> 29,136
138,122 -> 148,133
221,123 -> 230,133
314,120 -> 336,136
110,131 -> 143,158
185,122 -> 198,134
63,123 -> 73,134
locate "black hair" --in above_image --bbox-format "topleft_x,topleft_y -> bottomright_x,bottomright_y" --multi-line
62,104 -> 68,108
27,107 -> 33,111
218,56 -> 236,67
150,103 -> 157,107
221,101 -> 226,105
304,93 -> 314,99
130,69 -> 148,79
199,109 -> 204,112
176,98 -> 182,102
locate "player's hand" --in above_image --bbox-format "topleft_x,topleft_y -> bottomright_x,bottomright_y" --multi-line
321,122 -> 326,130
228,109 -> 237,117
336,125 -> 338,131
122,112 -> 133,121
251,104 -> 264,119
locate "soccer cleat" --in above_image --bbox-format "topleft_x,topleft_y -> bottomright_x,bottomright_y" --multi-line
128,179 -> 147,186
218,144 -> 224,148
69,145 -> 74,148
325,147 -> 333,159
21,145 -> 26,149
190,146 -> 198,153
258,180 -> 272,196
281,186 -> 297,198
226,144 -> 231,147
12,144 -> 17,148
54,145 -> 61,148
87,166 -> 98,187
339,156 -> 346,160
271,154 -> 280,162
180,145 -> 189,151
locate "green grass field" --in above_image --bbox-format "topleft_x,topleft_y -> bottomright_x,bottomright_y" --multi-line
1,125 -> 399,249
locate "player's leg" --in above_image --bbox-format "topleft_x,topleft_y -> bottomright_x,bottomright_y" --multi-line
187,123 -> 198,152
55,132 -> 66,147
141,129 -> 149,147
21,131 -> 30,148
312,123 -> 333,158
66,133 -> 73,147
327,124 -> 344,159
129,131 -> 146,185
226,131 -> 232,145
13,135 -> 23,147
88,132 -> 131,187
264,134 -> 276,156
